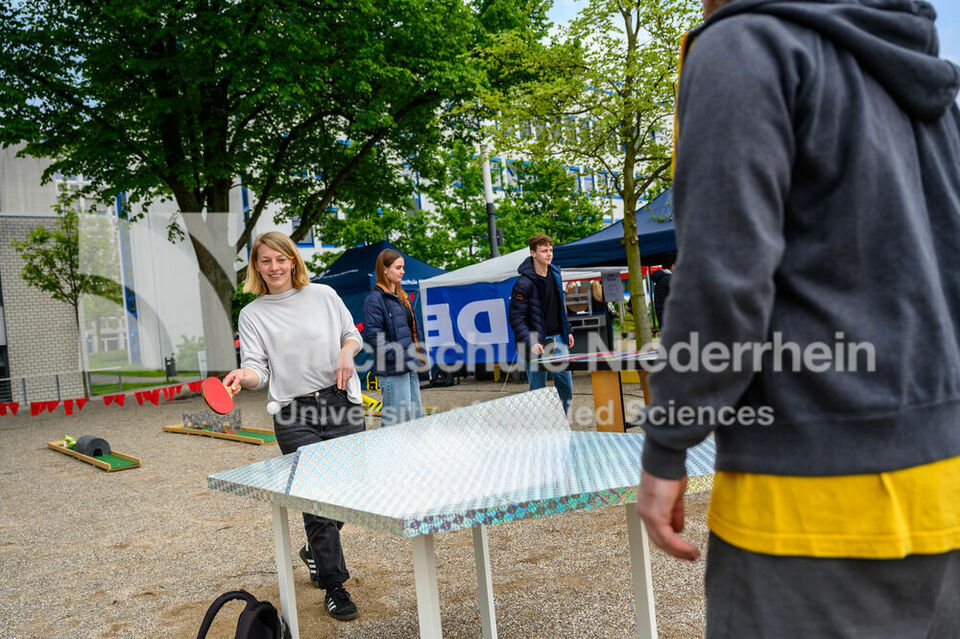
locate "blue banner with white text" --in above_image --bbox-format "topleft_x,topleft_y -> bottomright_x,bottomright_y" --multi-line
423,279 -> 519,366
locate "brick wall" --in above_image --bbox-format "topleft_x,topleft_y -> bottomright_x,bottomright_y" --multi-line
0,215 -> 85,402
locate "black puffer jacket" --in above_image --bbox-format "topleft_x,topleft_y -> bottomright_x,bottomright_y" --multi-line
508,257 -> 571,358
362,287 -> 421,376
650,269 -> 672,327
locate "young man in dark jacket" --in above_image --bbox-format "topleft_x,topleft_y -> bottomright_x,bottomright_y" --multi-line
635,1 -> 960,636
650,252 -> 676,328
508,234 -> 574,413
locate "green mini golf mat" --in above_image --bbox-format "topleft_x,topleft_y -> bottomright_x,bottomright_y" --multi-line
162,424 -> 277,445
47,441 -> 142,471
93,454 -> 140,470
231,429 -> 276,443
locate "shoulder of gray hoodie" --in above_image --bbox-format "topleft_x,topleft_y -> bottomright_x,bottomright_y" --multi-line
640,0 -> 960,479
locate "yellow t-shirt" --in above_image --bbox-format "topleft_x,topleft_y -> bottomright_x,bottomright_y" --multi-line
708,455 -> 960,559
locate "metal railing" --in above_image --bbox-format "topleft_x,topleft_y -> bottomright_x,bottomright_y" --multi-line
86,367 -> 123,395
0,367 -> 193,404
0,371 -> 86,404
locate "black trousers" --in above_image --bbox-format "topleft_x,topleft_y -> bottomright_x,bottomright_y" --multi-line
706,533 -> 960,638
273,387 -> 365,589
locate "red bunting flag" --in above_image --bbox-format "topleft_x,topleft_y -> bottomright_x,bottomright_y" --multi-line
4,403 -> 19,416
174,384 -> 183,395
76,398 -> 88,411
188,380 -> 202,392
44,400 -> 59,413
142,389 -> 160,405
134,391 -> 144,406
162,387 -> 175,401
63,400 -> 74,416
30,402 -> 45,416
103,394 -> 125,407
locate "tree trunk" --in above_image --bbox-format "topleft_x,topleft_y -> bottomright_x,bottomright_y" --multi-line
180,207 -> 237,376
621,194 -> 653,350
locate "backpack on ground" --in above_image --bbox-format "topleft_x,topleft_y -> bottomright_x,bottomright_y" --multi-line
196,589 -> 288,639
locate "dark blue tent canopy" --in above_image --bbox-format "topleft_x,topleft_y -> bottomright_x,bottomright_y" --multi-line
311,240 -> 446,324
553,188 -> 676,267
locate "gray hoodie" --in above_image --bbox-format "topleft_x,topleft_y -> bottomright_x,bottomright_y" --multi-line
640,0 -> 960,478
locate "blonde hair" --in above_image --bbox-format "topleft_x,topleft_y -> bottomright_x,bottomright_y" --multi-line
591,280 -> 604,303
374,248 -> 405,297
243,232 -> 311,295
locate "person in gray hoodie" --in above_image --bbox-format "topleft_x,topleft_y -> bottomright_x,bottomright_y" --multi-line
634,1 -> 960,636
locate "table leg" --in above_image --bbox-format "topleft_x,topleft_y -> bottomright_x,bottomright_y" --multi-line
271,503 -> 300,639
472,526 -> 498,639
592,370 -> 625,432
412,534 -> 443,639
640,369 -> 652,406
624,504 -> 657,639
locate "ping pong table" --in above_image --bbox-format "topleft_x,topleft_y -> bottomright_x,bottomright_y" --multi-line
208,387 -> 716,639
530,349 -> 659,432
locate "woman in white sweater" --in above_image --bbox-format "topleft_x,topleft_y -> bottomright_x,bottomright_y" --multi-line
223,231 -> 362,621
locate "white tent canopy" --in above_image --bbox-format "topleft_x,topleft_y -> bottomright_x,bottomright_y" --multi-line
418,248 -> 528,290
418,248 -> 626,290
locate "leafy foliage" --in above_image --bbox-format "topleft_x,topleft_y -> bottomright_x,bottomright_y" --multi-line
478,0 -> 701,344
0,0 -> 543,366
10,196 -> 123,324
174,334 -> 205,372
307,141 -> 604,270
494,158 -> 606,253
231,283 -> 257,332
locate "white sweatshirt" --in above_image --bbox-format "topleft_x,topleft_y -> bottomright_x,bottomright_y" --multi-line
238,283 -> 362,405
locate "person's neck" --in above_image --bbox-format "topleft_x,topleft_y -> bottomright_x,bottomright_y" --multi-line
267,282 -> 294,295
378,281 -> 401,295
534,261 -> 549,277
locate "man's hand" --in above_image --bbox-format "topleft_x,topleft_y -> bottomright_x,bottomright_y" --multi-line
568,333 -> 574,349
335,353 -> 355,390
532,342 -> 545,356
635,470 -> 700,561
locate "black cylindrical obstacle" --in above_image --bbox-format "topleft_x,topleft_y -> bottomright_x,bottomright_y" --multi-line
73,435 -> 111,458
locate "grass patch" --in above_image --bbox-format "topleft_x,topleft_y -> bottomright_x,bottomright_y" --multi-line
87,350 -> 129,369
91,379 -> 183,394
113,369 -> 199,378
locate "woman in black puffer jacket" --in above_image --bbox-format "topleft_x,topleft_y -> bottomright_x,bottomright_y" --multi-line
362,249 -> 424,426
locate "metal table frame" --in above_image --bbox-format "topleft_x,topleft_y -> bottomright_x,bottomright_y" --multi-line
209,388 -> 715,639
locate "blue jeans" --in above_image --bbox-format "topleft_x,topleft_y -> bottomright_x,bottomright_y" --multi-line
379,371 -> 423,427
526,333 -> 573,414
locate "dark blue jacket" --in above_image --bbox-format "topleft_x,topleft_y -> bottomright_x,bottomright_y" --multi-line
651,269 -> 672,327
362,287 -> 422,376
508,256 -> 571,358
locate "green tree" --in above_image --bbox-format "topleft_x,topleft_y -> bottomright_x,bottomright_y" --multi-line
481,0 -> 701,346
0,0 -> 512,370
495,158 -> 605,253
309,142 -> 603,271
10,197 -> 123,396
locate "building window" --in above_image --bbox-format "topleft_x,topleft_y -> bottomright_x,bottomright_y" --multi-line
291,219 -> 315,247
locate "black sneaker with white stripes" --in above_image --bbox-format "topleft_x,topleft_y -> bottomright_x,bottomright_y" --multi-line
298,544 -> 320,588
324,584 -> 358,621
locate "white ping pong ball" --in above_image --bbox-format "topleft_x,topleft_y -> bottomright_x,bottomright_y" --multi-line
266,401 -> 280,415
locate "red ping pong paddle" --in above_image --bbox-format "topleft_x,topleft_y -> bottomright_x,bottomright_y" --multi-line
201,376 -> 235,414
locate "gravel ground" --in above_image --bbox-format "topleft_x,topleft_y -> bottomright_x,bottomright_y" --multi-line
0,374 -> 709,638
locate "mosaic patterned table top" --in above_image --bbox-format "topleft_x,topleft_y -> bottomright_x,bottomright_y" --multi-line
209,388 -> 716,537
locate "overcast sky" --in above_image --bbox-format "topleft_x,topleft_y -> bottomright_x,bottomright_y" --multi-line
547,0 -> 960,63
